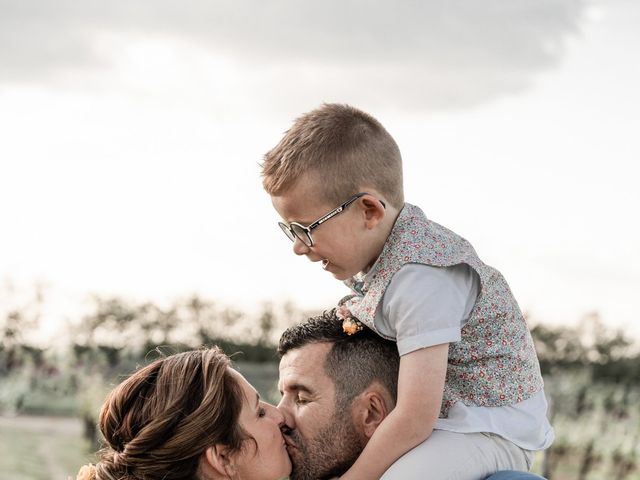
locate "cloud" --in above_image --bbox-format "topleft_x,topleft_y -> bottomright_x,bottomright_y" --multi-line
0,0 -> 590,109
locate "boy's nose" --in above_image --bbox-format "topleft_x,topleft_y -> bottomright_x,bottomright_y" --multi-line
292,237 -> 310,256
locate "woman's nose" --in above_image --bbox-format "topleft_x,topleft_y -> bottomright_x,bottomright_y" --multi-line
268,403 -> 286,426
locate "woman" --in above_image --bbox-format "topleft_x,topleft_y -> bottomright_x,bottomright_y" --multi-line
76,347 -> 291,480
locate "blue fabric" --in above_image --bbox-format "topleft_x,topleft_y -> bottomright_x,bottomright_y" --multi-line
485,472 -> 546,480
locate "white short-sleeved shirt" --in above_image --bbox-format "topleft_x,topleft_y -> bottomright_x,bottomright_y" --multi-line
369,263 -> 555,451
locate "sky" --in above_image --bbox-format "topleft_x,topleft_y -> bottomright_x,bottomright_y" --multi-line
0,0 -> 639,341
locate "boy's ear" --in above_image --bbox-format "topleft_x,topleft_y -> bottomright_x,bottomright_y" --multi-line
202,444 -> 236,478
360,194 -> 386,227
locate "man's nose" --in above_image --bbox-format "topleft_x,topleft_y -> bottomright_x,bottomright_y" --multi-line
292,237 -> 311,256
277,398 -> 295,428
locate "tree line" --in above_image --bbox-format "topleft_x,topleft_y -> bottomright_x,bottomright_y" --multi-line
1,290 -> 638,383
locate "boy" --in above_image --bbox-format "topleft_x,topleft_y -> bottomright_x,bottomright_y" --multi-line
262,104 -> 553,479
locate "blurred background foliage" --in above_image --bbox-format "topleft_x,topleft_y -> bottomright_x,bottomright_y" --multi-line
1,285 -> 639,479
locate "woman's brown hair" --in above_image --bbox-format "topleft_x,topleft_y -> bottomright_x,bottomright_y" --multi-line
87,347 -> 247,480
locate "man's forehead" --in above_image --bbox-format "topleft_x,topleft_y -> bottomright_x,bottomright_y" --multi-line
278,342 -> 333,387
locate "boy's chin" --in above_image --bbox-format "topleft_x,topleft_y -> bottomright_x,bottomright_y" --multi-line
330,269 -> 355,281
322,259 -> 356,280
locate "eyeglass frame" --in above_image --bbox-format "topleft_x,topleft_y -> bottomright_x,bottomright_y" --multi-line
278,192 -> 385,247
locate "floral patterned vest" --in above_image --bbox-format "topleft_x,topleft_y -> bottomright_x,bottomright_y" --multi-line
342,203 -> 544,417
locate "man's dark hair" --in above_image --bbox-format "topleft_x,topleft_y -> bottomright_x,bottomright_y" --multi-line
278,308 -> 400,409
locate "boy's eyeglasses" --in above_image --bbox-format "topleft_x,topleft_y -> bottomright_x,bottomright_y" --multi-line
278,192 -> 385,247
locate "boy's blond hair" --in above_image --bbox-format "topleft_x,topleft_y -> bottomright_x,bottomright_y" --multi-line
261,103 -> 404,208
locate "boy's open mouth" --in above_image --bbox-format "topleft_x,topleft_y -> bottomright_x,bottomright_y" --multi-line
321,259 -> 330,270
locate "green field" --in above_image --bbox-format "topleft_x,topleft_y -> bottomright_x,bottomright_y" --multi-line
0,415 -> 637,479
2,366 -> 639,479
0,416 -> 94,480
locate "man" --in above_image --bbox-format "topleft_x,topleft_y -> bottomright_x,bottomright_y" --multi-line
277,309 -> 541,480
277,308 -> 400,479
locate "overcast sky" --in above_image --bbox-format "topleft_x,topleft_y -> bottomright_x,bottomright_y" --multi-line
1,0 -> 638,340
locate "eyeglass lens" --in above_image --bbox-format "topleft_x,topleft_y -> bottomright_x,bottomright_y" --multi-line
279,222 -> 313,246
291,224 -> 313,247
279,222 -> 295,241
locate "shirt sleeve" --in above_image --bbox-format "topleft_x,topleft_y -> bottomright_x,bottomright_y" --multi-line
374,263 -> 480,356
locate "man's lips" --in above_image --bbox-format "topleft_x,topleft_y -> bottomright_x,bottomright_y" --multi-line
284,436 -> 297,450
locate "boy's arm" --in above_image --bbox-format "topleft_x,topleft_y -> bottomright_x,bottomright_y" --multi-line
339,343 -> 449,480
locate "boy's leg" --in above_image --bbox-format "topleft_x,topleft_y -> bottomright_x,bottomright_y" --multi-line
381,430 -> 532,480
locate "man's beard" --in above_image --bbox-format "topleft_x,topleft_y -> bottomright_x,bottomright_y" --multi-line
285,413 -> 365,480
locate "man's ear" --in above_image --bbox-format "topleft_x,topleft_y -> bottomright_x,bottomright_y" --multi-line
352,386 -> 390,439
202,444 -> 235,478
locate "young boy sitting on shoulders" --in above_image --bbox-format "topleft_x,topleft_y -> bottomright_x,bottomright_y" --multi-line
261,103 -> 554,479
